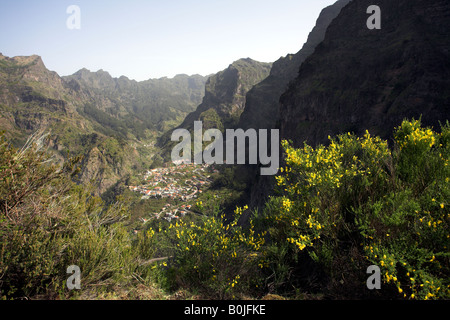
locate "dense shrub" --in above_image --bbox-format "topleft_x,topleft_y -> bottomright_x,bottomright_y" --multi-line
141,205 -> 266,299
258,119 -> 449,299
0,131 -> 138,299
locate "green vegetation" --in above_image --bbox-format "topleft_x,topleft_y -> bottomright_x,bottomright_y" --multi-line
0,131 -> 137,299
158,58 -> 272,157
66,71 -> 207,138
139,205 -> 266,299
1,119 -> 449,300
80,104 -> 129,140
257,119 -> 449,299
199,108 -> 224,132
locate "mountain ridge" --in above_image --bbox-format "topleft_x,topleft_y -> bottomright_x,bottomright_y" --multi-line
0,53 -> 208,194
177,57 -> 272,131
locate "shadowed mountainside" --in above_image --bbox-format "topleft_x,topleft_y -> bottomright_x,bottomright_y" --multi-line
279,0 -> 450,148
238,0 -> 352,131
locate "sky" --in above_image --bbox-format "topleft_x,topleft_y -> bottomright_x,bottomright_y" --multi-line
0,0 -> 338,81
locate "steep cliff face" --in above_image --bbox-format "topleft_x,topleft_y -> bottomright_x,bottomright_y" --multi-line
0,54 -> 77,145
237,0 -> 352,209
0,54 -> 68,100
246,0 -> 450,209
279,0 -> 450,148
238,0 -> 352,131
177,58 -> 272,132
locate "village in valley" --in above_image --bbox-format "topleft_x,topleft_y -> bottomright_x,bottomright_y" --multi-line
127,163 -> 220,231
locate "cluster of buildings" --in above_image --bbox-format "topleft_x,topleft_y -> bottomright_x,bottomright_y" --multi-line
129,163 -> 222,234
128,163 -> 214,201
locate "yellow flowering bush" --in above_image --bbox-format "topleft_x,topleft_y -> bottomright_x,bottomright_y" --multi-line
195,200 -> 204,212
259,119 -> 449,299
144,205 -> 266,299
269,128 -> 391,255
358,120 -> 450,299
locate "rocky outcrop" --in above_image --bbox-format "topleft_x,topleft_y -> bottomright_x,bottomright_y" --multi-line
79,145 -> 128,195
177,58 -> 272,132
0,54 -> 69,103
158,58 -> 272,155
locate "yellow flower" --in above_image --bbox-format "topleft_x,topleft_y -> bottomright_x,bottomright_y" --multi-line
282,198 -> 292,211
440,203 -> 444,209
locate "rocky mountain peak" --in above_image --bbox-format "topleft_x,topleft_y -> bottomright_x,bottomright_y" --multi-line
176,58 -> 271,132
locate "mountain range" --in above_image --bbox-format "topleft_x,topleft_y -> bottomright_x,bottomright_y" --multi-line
1,0 -> 450,301
0,53 -> 207,194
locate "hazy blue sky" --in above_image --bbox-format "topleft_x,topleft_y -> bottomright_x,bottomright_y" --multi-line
0,0 -> 338,81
